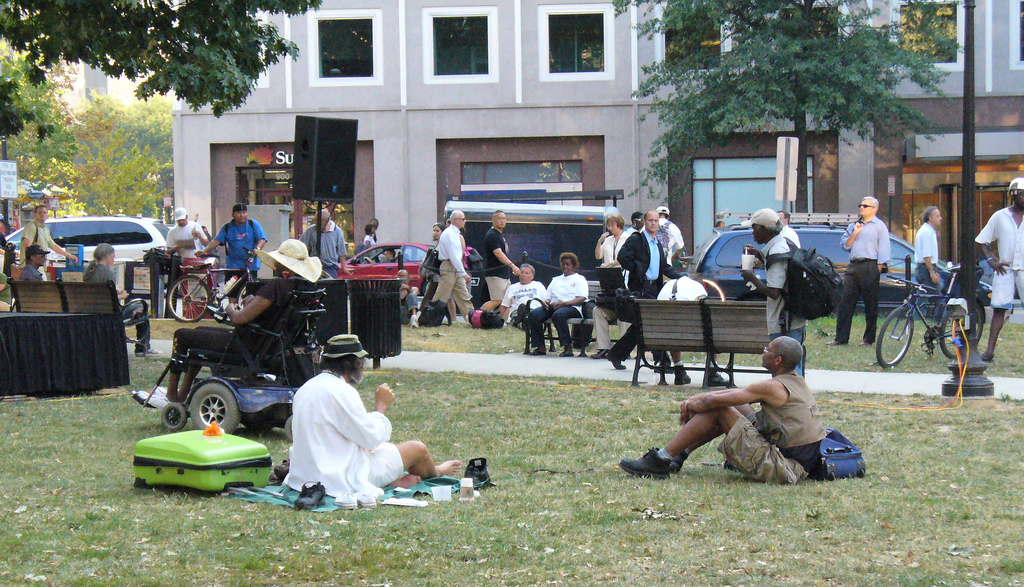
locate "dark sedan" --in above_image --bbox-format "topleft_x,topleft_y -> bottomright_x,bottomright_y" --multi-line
684,225 -> 991,310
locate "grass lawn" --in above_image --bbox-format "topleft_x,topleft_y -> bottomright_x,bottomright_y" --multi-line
2,357 -> 1023,585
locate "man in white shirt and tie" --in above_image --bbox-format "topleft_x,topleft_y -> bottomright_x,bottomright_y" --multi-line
431,210 -> 475,320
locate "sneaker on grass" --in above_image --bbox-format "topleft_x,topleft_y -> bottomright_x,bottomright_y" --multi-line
333,493 -> 358,510
356,494 -> 377,510
619,448 -> 672,479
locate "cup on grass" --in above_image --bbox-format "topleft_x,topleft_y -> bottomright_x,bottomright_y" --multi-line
431,485 -> 452,501
741,254 -> 755,271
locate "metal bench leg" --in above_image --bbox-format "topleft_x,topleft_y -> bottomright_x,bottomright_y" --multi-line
726,353 -> 737,388
656,353 -> 668,386
702,354 -> 714,388
631,353 -> 643,387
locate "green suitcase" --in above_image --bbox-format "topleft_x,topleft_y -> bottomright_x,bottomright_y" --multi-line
133,430 -> 272,492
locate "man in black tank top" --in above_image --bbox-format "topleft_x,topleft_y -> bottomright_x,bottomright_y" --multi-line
619,336 -> 826,483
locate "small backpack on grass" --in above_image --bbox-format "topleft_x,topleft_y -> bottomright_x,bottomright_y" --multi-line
418,300 -> 448,327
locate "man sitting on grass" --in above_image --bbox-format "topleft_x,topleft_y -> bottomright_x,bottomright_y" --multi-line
286,334 -> 462,505
618,336 -> 825,483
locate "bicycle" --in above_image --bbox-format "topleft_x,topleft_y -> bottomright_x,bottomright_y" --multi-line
875,265 -> 985,368
166,251 -> 257,323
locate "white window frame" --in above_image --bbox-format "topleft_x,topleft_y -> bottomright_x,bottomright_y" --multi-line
255,12 -> 271,89
1011,0 -> 1024,70
893,0 -> 965,71
538,4 -> 616,82
423,6 -> 499,85
307,9 -> 384,87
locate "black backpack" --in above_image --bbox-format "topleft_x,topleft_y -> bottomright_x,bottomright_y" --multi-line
766,239 -> 843,320
418,299 -> 448,327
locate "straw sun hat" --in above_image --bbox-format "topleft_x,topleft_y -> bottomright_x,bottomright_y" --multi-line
255,239 -> 322,282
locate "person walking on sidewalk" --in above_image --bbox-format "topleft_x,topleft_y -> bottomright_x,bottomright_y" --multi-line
829,197 -> 890,347
975,178 -> 1024,363
432,210 -> 475,320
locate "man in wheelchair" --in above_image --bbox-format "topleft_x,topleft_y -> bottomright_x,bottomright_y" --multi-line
163,239 -> 323,405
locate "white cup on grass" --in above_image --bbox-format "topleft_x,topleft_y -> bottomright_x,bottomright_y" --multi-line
431,485 -> 452,501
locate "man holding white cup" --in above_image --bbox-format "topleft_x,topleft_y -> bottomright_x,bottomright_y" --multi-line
739,208 -> 806,375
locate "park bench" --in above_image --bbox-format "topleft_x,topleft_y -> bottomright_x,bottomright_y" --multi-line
632,298 -> 785,387
523,280 -> 602,356
11,280 -> 120,314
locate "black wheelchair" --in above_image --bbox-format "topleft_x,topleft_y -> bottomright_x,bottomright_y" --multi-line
157,282 -> 326,436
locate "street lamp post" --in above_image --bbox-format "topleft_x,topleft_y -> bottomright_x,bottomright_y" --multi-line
941,0 -> 993,397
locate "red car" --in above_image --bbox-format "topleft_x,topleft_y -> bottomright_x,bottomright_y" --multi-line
341,243 -> 430,290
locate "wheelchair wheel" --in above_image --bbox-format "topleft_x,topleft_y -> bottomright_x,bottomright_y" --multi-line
161,402 -> 188,432
189,381 -> 241,433
167,275 -> 211,323
284,416 -> 293,441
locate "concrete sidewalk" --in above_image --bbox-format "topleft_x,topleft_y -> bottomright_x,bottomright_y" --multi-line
146,339 -> 1023,399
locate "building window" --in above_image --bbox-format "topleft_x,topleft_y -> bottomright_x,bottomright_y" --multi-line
461,161 -> 583,192
896,1 -> 962,69
692,157 -> 813,247
1012,0 -> 1024,69
538,4 -> 615,82
307,9 -> 383,87
423,7 -> 499,84
662,23 -> 722,68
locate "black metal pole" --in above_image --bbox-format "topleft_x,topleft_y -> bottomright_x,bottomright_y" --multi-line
942,0 -> 993,397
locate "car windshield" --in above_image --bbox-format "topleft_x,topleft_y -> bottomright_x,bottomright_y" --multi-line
713,233 -> 757,268
687,231 -> 722,272
151,220 -> 170,238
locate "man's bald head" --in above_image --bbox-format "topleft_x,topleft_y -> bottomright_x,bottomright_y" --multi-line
770,336 -> 804,372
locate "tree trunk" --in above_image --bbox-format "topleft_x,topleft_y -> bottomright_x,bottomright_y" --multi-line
793,110 -> 808,211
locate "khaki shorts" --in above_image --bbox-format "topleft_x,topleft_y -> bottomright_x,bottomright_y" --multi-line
366,442 -> 406,488
485,276 -> 511,303
717,415 -> 808,484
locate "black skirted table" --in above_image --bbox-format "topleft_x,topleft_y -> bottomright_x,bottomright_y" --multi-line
0,313 -> 130,396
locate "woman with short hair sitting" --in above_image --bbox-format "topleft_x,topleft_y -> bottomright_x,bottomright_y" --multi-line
84,243 -> 159,357
527,252 -> 588,357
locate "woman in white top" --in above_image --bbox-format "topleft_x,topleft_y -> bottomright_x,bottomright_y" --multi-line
594,213 -> 633,265
527,253 -> 589,357
914,206 -> 941,287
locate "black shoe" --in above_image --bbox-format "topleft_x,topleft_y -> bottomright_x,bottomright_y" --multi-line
620,448 -> 672,479
294,481 -> 326,511
667,453 -> 688,474
707,371 -> 728,388
723,460 -> 741,473
559,346 -> 574,357
590,349 -> 609,360
609,357 -> 626,370
530,347 -> 547,356
674,367 -> 690,386
464,457 -> 493,486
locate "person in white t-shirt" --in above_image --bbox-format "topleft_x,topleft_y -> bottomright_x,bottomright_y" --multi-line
499,263 -> 547,323
975,178 -> 1024,363
286,335 -> 462,507
914,206 -> 942,288
166,207 -> 210,259
527,253 -> 588,357
777,210 -> 801,248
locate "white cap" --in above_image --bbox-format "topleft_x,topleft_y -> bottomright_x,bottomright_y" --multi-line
656,205 -> 670,216
1009,177 -> 1024,192
740,208 -> 782,230
174,207 -> 188,221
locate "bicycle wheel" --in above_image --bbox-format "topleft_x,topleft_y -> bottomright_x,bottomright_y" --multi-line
938,304 -> 986,360
876,305 -> 915,368
167,274 -> 211,323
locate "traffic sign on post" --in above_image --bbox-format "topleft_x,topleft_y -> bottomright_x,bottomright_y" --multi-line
0,160 -> 16,200
775,137 -> 798,202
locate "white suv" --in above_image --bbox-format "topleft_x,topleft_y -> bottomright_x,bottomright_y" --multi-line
7,216 -> 169,263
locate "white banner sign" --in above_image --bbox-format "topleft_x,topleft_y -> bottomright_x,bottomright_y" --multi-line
0,160 -> 17,200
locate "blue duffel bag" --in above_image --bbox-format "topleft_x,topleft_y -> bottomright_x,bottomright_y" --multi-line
816,428 -> 866,480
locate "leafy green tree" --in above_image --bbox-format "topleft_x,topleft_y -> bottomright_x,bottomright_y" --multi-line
74,98 -> 162,217
0,0 -> 321,137
1,47 -> 78,190
618,0 -> 955,201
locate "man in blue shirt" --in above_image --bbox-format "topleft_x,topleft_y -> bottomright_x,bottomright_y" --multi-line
200,203 -> 268,275
829,197 -> 891,346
